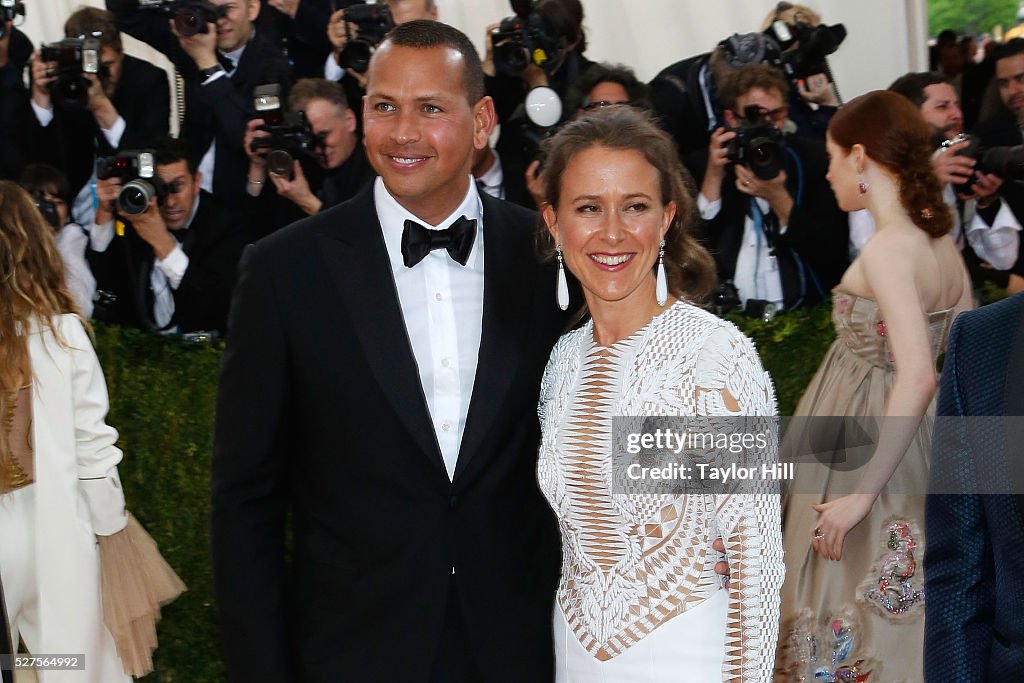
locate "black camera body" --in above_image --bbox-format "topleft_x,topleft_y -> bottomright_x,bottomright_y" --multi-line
942,133 -> 1024,194
139,0 -> 228,37
726,106 -> 787,181
251,84 -> 324,180
31,192 -> 61,230
491,0 -> 564,77
766,20 -> 846,83
96,150 -> 168,216
0,0 -> 25,39
39,37 -> 103,110
337,2 -> 393,74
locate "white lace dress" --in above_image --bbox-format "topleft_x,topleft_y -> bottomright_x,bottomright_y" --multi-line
537,300 -> 785,682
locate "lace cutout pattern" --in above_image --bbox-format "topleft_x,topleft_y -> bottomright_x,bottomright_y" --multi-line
537,301 -> 785,680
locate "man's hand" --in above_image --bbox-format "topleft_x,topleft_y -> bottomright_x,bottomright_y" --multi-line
95,176 -> 122,226
932,140 -> 975,186
269,161 -> 321,215
171,19 -> 219,71
30,50 -> 58,108
701,127 -> 736,202
131,198 -> 177,259
797,73 -> 838,107
327,9 -> 355,56
267,0 -> 300,20
244,118 -> 270,166
482,22 -> 501,77
736,164 -> 793,226
83,73 -> 119,130
961,171 -> 1003,205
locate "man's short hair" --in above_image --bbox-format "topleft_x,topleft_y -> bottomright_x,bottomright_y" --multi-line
888,72 -> 953,108
381,0 -> 436,12
718,63 -> 788,112
994,38 -> 1024,64
381,20 -> 485,104
288,78 -> 350,116
19,163 -> 73,206
154,136 -> 198,175
64,7 -> 122,53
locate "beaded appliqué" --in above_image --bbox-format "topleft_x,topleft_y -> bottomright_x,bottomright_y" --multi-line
782,612 -> 872,682
862,521 -> 924,616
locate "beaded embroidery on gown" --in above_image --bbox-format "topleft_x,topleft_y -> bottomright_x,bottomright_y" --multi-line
537,300 -> 785,682
776,289 -> 953,683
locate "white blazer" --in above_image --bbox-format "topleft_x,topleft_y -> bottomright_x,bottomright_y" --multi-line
26,314 -> 129,682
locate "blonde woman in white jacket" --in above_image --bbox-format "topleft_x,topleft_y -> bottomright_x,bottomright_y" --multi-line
0,181 -> 183,681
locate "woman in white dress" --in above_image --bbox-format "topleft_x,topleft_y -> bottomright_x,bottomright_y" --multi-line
536,107 -> 784,682
0,181 -> 184,681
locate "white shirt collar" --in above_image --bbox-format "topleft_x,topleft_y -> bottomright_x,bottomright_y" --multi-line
219,30 -> 252,71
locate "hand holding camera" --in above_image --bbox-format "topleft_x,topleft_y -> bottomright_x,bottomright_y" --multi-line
169,14 -> 218,71
701,127 -> 737,202
30,49 -> 58,107
797,72 -> 838,107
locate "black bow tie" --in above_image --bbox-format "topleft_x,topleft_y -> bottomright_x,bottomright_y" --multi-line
217,51 -> 235,74
401,216 -> 476,268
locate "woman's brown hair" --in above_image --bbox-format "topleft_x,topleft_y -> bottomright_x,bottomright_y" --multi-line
0,181 -> 80,477
538,106 -> 717,305
828,90 -> 952,237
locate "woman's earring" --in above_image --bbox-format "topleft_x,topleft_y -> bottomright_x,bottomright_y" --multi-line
556,244 -> 569,311
655,240 -> 668,306
858,169 -> 869,195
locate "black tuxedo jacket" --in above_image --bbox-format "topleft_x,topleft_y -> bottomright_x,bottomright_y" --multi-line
925,293 -> 1024,681
212,185 -> 567,682
690,134 -> 849,309
26,53 -> 169,196
88,191 -> 245,334
107,0 -> 292,199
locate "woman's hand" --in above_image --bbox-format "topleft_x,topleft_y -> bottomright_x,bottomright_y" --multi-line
810,493 -> 876,561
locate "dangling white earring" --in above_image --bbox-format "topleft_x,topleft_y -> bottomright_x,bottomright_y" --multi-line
655,240 -> 668,306
556,244 -> 569,311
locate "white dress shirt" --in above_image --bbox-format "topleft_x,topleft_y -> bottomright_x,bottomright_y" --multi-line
698,192 -> 785,309
375,176 -> 485,480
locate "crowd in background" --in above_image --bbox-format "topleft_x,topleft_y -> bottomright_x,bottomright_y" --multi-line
0,0 -> 1021,339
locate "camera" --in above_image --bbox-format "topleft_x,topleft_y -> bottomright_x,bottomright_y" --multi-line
491,0 -> 564,77
39,37 -> 103,110
250,84 -> 325,180
31,192 -> 61,230
765,20 -> 846,83
0,0 -> 25,40
942,133 -> 1024,195
96,150 -> 168,216
336,2 -> 393,74
139,0 -> 228,37
726,104 -> 786,181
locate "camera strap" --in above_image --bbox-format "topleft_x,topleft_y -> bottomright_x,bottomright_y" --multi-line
750,198 -> 778,258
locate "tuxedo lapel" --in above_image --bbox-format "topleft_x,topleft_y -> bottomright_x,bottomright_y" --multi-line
1001,297 -> 1024,523
453,196 -> 535,484
315,189 -> 445,473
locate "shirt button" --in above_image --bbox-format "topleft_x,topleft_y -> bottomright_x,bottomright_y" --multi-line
434,292 -> 443,301
442,422 -> 451,432
441,358 -> 450,368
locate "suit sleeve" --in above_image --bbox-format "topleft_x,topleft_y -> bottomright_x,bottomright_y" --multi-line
65,315 -> 129,537
173,213 -> 244,333
114,62 -> 171,153
211,242 -> 294,683
924,315 -> 994,683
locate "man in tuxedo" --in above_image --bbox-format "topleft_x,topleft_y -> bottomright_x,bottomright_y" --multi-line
925,292 -> 1024,680
27,6 -> 169,226
88,139 -> 245,334
106,0 -> 291,199
212,20 -> 566,682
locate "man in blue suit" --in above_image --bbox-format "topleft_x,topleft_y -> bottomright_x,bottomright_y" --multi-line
925,292 -> 1024,680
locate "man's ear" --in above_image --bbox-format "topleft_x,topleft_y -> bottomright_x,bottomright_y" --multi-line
248,0 -> 261,22
473,95 -> 498,150
344,107 -> 357,133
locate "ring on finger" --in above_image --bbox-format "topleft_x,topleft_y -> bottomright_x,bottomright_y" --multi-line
812,527 -> 825,542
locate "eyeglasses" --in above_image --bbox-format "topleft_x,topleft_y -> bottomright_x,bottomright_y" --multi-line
581,99 -> 632,112
744,105 -> 789,124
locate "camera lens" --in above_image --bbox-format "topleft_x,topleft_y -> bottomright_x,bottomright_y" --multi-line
749,139 -> 783,180
174,9 -> 203,37
339,41 -> 373,74
118,180 -> 154,215
494,44 -> 528,76
266,150 -> 295,179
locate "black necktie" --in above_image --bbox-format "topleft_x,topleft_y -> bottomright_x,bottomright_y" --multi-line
217,51 -> 235,75
401,216 -> 476,268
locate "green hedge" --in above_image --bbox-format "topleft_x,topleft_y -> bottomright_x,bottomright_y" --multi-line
95,306 -> 839,680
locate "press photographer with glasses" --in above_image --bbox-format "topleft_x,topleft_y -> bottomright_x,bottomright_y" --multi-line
87,137 -> 244,335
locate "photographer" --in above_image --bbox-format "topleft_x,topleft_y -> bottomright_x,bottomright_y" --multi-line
244,77 -> 371,235
0,3 -> 32,179
88,138 -> 245,335
870,72 -> 1020,279
105,0 -> 291,200
27,7 -> 169,225
649,32 -> 781,159
256,0 -> 334,79
693,63 -> 848,314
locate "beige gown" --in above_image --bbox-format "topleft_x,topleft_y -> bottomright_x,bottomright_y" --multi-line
776,289 -> 953,683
